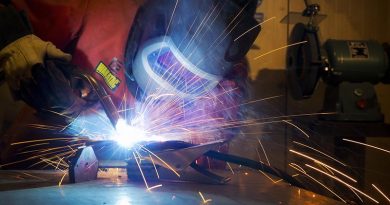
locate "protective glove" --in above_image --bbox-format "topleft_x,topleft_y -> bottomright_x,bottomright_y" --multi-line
19,59 -> 96,124
1,35 -> 72,92
0,5 -> 71,95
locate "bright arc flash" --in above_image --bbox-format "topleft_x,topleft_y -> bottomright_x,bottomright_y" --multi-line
113,119 -> 147,148
113,119 -> 165,148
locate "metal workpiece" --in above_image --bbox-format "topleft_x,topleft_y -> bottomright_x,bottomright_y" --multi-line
127,140 -> 231,184
140,140 -> 225,172
67,140 -> 304,189
68,146 -> 98,183
68,141 -> 229,184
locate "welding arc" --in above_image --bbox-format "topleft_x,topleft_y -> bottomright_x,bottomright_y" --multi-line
204,151 -> 305,189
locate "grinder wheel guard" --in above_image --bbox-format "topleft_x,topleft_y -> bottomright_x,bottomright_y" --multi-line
287,23 -> 322,100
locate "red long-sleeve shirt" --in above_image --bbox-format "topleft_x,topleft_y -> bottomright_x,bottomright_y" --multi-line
13,0 -> 140,108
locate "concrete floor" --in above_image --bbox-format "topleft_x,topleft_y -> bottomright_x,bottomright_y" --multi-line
0,169 -> 342,205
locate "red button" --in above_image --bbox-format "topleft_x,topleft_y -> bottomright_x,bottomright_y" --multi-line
356,99 -> 367,109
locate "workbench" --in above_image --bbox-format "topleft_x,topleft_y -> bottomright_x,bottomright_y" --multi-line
0,169 -> 342,205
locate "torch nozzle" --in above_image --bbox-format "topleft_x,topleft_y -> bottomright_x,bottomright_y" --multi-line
77,73 -> 120,128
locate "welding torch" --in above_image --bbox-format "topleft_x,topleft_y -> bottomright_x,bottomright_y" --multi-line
75,73 -> 120,128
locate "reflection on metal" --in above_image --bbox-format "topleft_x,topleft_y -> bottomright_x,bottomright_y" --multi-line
127,140 -> 230,184
69,146 -> 99,183
144,140 -> 223,172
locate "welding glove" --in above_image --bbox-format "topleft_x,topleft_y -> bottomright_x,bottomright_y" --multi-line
0,5 -> 71,96
1,35 -> 72,92
19,59 -> 96,124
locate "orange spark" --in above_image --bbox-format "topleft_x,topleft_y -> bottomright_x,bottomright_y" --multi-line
58,171 -> 67,187
254,41 -> 308,60
343,139 -> 390,154
198,192 -> 212,204
289,149 -> 357,183
305,164 -> 378,204
372,184 -> 390,203
147,184 -> 163,191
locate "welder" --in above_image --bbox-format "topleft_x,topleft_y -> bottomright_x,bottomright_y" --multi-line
0,0 -> 260,166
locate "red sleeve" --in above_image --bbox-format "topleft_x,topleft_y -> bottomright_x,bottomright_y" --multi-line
70,0 -> 139,108
12,0 -> 139,109
12,0 -> 88,51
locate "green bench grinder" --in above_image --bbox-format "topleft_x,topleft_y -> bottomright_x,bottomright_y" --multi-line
287,22 -> 390,122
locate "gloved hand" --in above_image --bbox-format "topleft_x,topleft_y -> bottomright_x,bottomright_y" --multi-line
1,35 -> 72,92
19,59 -> 95,123
0,5 -> 71,94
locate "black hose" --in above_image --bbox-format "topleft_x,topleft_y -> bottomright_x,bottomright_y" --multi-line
204,150 -> 305,189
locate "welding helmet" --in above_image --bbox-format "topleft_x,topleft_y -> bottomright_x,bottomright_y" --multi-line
125,0 -> 260,99
132,36 -> 221,98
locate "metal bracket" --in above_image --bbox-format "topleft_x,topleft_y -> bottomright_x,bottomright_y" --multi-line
68,146 -> 99,183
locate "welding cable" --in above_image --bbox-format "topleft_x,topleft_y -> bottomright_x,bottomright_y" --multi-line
204,150 -> 305,189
